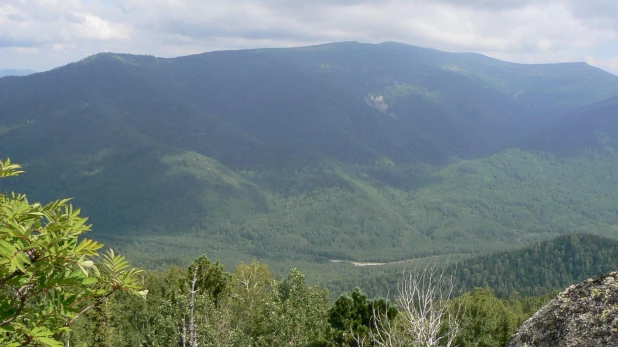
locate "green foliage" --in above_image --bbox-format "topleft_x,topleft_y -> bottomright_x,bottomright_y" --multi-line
328,287 -> 397,346
255,269 -> 330,346
453,288 -> 518,347
187,255 -> 230,304
65,259 -> 333,346
225,261 -> 274,341
0,158 -> 24,178
95,267 -> 186,346
0,159 -> 145,346
59,255 -> 562,347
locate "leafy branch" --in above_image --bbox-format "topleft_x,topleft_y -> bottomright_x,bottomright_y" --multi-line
0,158 -> 147,347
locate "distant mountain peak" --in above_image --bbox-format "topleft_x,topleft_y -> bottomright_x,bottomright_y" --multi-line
0,69 -> 35,78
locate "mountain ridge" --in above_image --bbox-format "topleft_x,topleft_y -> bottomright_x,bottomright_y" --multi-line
1,41 -> 618,271
0,69 -> 35,78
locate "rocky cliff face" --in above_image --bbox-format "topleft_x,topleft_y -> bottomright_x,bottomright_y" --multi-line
508,271 -> 618,346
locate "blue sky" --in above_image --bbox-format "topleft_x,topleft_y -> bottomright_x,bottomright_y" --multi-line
1,0 -> 617,74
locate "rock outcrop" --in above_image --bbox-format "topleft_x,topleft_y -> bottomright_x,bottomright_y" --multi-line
507,271 -> 618,346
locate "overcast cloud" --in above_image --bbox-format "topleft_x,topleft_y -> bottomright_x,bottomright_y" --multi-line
1,0 -> 617,74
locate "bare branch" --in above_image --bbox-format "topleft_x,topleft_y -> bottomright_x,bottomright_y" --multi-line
366,261 -> 462,347
350,322 -> 368,347
369,303 -> 401,347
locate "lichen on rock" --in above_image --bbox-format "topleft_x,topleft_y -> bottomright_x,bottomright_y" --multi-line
507,271 -> 618,346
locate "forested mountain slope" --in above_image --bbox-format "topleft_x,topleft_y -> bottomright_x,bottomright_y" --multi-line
520,96 -> 618,155
1,42 -> 618,269
325,234 -> 618,298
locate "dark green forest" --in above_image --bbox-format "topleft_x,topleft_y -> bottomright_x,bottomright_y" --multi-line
325,234 -> 618,298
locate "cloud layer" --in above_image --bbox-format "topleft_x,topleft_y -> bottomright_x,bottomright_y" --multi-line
1,0 -> 617,74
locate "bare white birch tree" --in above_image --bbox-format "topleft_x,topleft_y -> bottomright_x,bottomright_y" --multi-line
367,303 -> 402,347
397,263 -> 461,346
182,266 -> 199,347
365,262 -> 462,347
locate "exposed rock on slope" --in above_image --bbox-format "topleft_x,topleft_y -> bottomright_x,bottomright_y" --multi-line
507,271 -> 618,346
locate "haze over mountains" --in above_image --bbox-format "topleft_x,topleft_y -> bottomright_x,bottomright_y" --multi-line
0,69 -> 35,78
1,41 -> 618,269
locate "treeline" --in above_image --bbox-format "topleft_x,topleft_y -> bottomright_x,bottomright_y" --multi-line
67,255 -> 552,347
325,234 -> 618,298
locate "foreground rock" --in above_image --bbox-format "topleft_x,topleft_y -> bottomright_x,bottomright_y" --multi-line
508,271 -> 618,347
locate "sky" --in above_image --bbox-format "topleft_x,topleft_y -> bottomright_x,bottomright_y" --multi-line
1,0 -> 617,74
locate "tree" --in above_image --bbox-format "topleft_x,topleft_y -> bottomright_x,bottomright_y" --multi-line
188,255 -> 230,305
227,261 -> 273,337
179,255 -> 231,346
256,269 -> 330,346
453,288 -> 517,347
366,263 -> 462,347
395,263 -> 461,346
0,158 -> 146,347
328,287 -> 398,346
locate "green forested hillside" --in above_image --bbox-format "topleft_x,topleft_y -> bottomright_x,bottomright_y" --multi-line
325,234 -> 618,298
456,234 -> 618,297
1,42 -> 618,275
519,96 -> 618,156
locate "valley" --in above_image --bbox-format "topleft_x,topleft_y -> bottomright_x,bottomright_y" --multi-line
1,42 -> 618,292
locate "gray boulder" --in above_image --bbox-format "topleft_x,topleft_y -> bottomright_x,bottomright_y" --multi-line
507,271 -> 618,346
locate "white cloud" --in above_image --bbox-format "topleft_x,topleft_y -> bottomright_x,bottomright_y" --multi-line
586,56 -> 618,74
0,0 -> 616,75
60,12 -> 128,40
